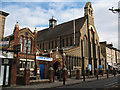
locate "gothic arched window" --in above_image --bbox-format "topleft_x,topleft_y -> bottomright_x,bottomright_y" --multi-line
83,36 -> 88,57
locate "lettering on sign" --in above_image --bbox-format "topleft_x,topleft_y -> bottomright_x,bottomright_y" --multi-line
36,56 -> 52,61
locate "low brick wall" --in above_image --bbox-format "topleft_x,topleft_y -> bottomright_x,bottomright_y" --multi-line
16,75 -> 25,85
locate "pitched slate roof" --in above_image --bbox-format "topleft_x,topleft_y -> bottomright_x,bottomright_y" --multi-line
37,17 -> 85,42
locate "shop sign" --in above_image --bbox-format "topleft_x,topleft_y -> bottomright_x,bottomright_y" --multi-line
0,51 -> 14,59
36,56 -> 52,61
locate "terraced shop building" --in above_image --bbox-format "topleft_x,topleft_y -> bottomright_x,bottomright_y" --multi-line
37,2 -> 105,76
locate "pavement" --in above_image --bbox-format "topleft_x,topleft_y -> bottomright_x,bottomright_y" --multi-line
2,74 -> 120,89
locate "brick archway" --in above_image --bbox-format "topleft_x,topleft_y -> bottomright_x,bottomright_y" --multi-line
53,61 -> 60,76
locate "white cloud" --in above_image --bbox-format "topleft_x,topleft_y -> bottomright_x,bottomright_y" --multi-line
93,0 -> 118,48
2,0 -> 119,49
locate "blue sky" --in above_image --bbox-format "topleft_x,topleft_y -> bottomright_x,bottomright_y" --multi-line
0,0 -> 119,48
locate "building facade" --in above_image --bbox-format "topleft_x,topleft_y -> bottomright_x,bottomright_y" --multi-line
100,41 -> 118,71
37,2 -> 105,75
0,11 -> 9,41
116,50 -> 120,65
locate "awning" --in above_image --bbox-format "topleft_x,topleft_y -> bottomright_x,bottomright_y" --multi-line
113,65 -> 118,68
0,55 -> 6,58
108,62 -> 112,66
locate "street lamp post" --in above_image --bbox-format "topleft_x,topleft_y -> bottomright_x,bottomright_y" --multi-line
109,7 -> 120,13
34,51 -> 37,76
24,32 -> 29,76
24,40 -> 29,76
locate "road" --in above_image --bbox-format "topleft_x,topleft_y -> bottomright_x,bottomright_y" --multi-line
57,75 -> 120,89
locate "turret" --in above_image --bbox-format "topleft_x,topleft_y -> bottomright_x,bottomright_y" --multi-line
84,2 -> 93,17
14,22 -> 19,33
49,16 -> 57,28
14,22 -> 19,45
84,2 -> 94,25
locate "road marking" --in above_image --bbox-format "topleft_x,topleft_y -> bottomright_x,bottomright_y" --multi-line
91,88 -> 96,90
104,82 -> 118,87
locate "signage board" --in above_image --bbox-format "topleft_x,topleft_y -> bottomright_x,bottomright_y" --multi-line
0,37 -> 10,49
88,64 -> 92,71
0,50 -> 14,59
36,56 -> 52,61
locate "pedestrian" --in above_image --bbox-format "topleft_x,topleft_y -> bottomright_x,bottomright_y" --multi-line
113,68 -> 116,77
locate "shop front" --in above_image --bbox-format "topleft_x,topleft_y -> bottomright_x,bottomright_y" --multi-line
36,56 -> 52,79
0,49 -> 14,87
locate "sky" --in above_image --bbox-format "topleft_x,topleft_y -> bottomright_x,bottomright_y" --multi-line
0,0 -> 119,49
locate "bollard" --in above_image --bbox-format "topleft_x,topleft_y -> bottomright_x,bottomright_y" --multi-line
70,69 -> 71,78
88,69 -> 90,78
49,67 -> 54,83
83,72 -> 85,82
102,70 -> 104,76
63,76 -> 65,85
63,67 -> 67,85
96,69 -> 98,80
107,69 -> 109,78
76,69 -> 80,79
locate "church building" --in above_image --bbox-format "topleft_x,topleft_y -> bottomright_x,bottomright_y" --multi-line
37,2 -> 105,75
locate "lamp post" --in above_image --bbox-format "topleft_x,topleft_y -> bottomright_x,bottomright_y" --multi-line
109,7 -> 120,13
34,50 -> 37,76
24,32 -> 29,76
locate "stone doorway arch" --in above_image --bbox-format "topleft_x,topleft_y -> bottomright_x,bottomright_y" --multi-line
53,61 -> 60,76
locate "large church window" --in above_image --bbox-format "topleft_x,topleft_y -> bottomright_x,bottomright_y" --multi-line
62,38 -> 64,47
49,41 -> 50,49
66,37 -> 68,46
84,36 -> 88,57
70,37 -> 73,46
55,40 -> 57,48
20,37 -> 23,52
52,40 -> 54,48
43,42 -> 44,50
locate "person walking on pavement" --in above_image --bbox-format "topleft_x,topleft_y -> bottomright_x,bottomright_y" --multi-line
113,68 -> 116,77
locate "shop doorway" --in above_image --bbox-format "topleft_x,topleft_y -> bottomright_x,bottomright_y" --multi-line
39,64 -> 45,79
53,61 -> 60,76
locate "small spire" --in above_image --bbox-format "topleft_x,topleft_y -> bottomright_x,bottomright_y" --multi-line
15,21 -> 19,28
34,27 -> 37,33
